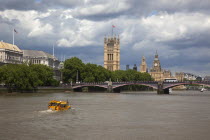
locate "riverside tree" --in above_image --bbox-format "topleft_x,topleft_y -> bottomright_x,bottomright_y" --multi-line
81,63 -> 111,82
62,57 -> 153,83
0,64 -> 57,92
63,57 -> 85,83
30,64 -> 57,86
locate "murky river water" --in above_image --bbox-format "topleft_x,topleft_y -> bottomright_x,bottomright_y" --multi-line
0,91 -> 210,140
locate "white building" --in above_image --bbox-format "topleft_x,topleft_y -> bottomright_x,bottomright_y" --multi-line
22,50 -> 60,69
184,73 -> 198,80
0,41 -> 23,65
23,50 -> 62,81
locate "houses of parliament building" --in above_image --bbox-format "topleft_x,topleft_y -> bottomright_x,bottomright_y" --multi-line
103,36 -> 120,71
140,51 -> 172,81
103,36 -> 174,81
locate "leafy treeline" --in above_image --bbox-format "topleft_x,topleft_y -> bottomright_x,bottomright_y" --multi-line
0,57 -> 153,92
62,57 -> 153,83
0,64 -> 58,92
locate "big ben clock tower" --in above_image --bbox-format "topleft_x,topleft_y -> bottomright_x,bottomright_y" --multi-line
150,51 -> 163,81
150,51 -> 172,81
151,51 -> 161,72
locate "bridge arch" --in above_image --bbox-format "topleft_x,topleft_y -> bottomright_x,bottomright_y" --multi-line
163,82 -> 210,89
112,83 -> 158,90
72,84 -> 108,89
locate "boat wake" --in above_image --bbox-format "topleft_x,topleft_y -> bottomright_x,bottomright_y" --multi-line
38,109 -> 56,113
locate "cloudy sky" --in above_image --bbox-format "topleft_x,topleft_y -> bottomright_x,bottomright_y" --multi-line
0,0 -> 210,76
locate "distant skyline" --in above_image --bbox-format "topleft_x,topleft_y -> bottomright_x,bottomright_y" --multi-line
0,0 -> 210,76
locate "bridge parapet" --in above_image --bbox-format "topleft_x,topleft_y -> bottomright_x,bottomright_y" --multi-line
112,81 -> 158,89
163,81 -> 210,89
70,81 -> 210,94
72,82 -> 108,89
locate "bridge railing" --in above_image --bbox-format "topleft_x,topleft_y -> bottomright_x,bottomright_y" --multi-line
70,81 -> 210,87
112,81 -> 157,84
73,82 -> 108,86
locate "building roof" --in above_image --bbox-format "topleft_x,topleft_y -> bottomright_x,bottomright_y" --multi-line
0,41 -> 22,52
23,50 -> 58,60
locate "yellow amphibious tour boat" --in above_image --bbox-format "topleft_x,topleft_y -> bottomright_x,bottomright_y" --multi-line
48,100 -> 71,111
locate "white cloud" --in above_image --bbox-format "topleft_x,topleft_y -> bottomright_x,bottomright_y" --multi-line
1,1 -> 210,75
0,10 -> 53,37
28,23 -> 53,37
72,0 -> 130,17
141,12 -> 210,42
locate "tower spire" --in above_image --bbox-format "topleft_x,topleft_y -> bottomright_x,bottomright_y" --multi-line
155,50 -> 158,59
140,55 -> 147,73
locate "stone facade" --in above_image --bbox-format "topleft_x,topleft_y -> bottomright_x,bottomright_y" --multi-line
22,50 -> 60,69
23,50 -> 61,81
104,36 -> 120,71
204,76 -> 210,81
175,72 -> 185,81
0,41 -> 23,65
140,56 -> 147,73
184,73 -> 198,80
149,51 -> 172,81
163,70 -> 172,79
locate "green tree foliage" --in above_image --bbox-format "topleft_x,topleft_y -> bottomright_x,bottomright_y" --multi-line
81,63 -> 111,82
63,57 -> 85,82
0,64 -> 57,92
30,64 -> 55,86
62,57 -> 153,83
111,69 -> 153,82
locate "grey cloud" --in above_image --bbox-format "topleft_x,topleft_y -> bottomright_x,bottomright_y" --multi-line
1,0 -> 210,76
1,0 -> 210,22
129,0 -> 210,16
71,0 -> 210,21
0,0 -> 84,11
0,0 -> 41,11
41,0 -> 84,9
161,32 -> 210,50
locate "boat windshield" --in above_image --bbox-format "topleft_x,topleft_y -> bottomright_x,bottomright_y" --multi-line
60,104 -> 67,107
49,103 -> 60,106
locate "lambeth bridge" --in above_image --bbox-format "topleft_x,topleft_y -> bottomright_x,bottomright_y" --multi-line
71,81 -> 210,94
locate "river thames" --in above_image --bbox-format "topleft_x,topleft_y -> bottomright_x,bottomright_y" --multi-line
0,91 -> 210,140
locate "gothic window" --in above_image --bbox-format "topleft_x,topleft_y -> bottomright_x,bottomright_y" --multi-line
107,42 -> 114,47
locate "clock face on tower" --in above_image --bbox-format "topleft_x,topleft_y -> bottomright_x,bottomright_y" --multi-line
154,63 -> 157,66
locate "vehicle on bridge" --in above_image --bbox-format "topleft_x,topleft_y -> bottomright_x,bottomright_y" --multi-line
164,78 -> 178,82
48,100 -> 71,111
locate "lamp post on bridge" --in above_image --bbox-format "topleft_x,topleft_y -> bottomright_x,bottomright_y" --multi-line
76,70 -> 79,84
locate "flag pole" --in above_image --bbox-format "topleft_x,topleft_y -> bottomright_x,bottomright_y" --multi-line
13,28 -> 14,46
53,44 -> 55,68
112,26 -> 113,36
53,44 -> 54,57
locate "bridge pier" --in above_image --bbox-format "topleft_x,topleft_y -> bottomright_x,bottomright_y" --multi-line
157,81 -> 169,94
107,85 -> 113,93
163,88 -> 170,94
157,81 -> 163,94
107,81 -> 113,93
